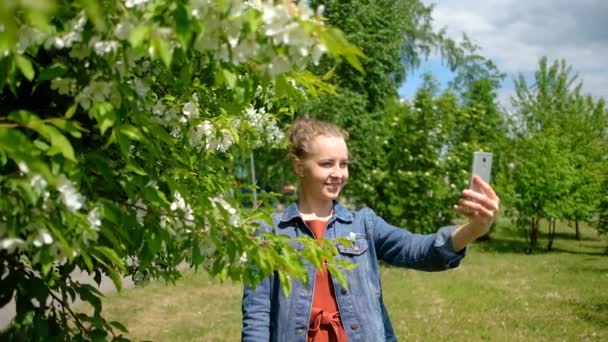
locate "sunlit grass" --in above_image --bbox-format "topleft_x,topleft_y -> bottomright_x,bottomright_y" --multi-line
86,221 -> 607,341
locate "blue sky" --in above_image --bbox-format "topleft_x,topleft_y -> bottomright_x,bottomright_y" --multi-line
398,0 -> 608,107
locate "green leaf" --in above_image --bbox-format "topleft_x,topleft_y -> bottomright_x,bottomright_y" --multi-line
64,102 -> 78,119
8,109 -> 37,125
91,248 -> 125,292
129,25 -> 150,48
0,127 -> 32,155
49,118 -> 87,138
92,246 -> 125,271
174,4 -> 191,49
126,160 -> 147,175
46,221 -> 74,261
220,68 -> 237,89
119,124 -> 144,141
80,251 -> 94,273
321,28 -> 365,74
15,55 -> 35,81
38,63 -> 68,81
152,36 -> 173,68
322,66 -> 336,81
92,102 -> 116,135
31,123 -> 76,161
141,186 -> 170,207
110,321 -> 129,333
79,0 -> 105,30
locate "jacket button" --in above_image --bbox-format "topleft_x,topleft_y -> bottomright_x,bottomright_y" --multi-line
341,288 -> 348,294
351,323 -> 359,330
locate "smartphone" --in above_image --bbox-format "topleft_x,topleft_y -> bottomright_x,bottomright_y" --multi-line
470,151 -> 493,192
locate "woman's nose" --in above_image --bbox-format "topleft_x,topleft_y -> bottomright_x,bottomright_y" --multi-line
330,167 -> 343,178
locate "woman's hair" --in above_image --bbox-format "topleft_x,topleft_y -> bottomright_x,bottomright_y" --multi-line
287,117 -> 347,160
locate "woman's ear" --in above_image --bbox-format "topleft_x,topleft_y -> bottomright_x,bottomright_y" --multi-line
292,159 -> 304,178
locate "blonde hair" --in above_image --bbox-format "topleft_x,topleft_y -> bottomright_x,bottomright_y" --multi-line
288,117 -> 347,160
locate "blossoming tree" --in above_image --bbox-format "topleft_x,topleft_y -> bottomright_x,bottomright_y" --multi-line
0,0 -> 363,339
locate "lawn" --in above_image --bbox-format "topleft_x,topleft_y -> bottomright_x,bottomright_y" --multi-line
86,221 -> 607,341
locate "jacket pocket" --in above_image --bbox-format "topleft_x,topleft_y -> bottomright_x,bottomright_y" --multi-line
337,238 -> 368,256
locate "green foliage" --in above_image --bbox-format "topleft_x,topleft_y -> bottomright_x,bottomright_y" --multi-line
0,0 -> 365,339
294,1 -> 485,219
504,57 -> 608,250
372,74 -> 507,232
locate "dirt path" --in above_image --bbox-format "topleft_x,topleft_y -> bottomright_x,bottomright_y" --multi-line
0,266 -> 185,331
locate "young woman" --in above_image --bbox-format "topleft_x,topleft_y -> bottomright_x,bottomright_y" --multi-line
242,118 -> 500,342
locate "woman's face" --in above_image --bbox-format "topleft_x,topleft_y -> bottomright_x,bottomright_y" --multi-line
295,135 -> 349,203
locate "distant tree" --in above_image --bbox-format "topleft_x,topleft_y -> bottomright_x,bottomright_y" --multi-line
508,57 -> 605,251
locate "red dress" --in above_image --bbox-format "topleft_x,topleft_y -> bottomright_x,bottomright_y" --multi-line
305,220 -> 348,342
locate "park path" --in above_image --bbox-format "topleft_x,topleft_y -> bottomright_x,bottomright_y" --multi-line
0,264 -> 188,331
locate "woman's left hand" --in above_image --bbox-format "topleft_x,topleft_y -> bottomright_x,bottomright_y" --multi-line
453,176 -> 500,238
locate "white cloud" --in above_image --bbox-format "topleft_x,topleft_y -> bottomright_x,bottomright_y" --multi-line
424,0 -> 608,101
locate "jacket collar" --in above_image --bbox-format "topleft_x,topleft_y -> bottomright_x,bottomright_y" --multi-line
279,200 -> 353,223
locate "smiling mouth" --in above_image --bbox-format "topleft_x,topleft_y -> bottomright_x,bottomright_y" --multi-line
325,184 -> 342,191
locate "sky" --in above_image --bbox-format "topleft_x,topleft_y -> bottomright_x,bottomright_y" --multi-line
398,0 -> 608,107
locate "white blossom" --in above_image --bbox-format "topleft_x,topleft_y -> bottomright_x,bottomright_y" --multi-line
170,192 -> 195,227
160,214 -> 170,229
239,252 -> 248,263
347,232 -> 356,242
17,161 -> 29,174
211,196 -> 239,226
152,100 -> 166,116
182,101 -> 199,118
267,54 -> 292,77
87,207 -> 102,231
170,191 -> 187,211
311,43 -> 327,65
131,78 -> 149,98
93,40 -> 120,55
57,176 -> 85,211
33,230 -> 54,247
170,126 -> 181,138
0,238 -> 25,253
75,80 -> 113,110
16,26 -> 47,54
134,198 -> 147,225
114,22 -> 133,41
30,174 -> 48,193
125,0 -> 151,8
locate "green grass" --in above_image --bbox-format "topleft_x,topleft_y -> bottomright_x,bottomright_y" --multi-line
87,222 -> 607,341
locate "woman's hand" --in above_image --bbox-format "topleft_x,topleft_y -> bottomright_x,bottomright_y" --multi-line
453,176 -> 500,239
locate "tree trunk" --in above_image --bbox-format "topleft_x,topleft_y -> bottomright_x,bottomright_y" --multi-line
575,220 -> 580,240
547,218 -> 556,251
527,217 -> 539,253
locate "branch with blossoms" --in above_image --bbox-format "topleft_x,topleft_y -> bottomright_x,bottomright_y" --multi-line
0,0 -> 364,339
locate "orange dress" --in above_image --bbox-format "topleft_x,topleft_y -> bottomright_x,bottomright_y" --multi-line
305,220 -> 348,342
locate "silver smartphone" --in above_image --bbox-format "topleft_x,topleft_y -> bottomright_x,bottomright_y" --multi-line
470,151 -> 493,192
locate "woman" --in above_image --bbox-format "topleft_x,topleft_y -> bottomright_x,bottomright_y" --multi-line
242,118 -> 500,341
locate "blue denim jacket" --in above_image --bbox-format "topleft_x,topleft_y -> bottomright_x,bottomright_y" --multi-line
242,201 -> 465,342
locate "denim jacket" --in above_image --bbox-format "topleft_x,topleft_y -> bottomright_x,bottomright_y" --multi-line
242,201 -> 466,342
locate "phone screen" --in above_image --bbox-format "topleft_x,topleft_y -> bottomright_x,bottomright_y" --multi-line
470,151 -> 493,192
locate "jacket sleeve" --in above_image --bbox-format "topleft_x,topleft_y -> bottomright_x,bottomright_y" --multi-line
364,208 -> 466,271
242,276 -> 272,341
242,218 -> 276,341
